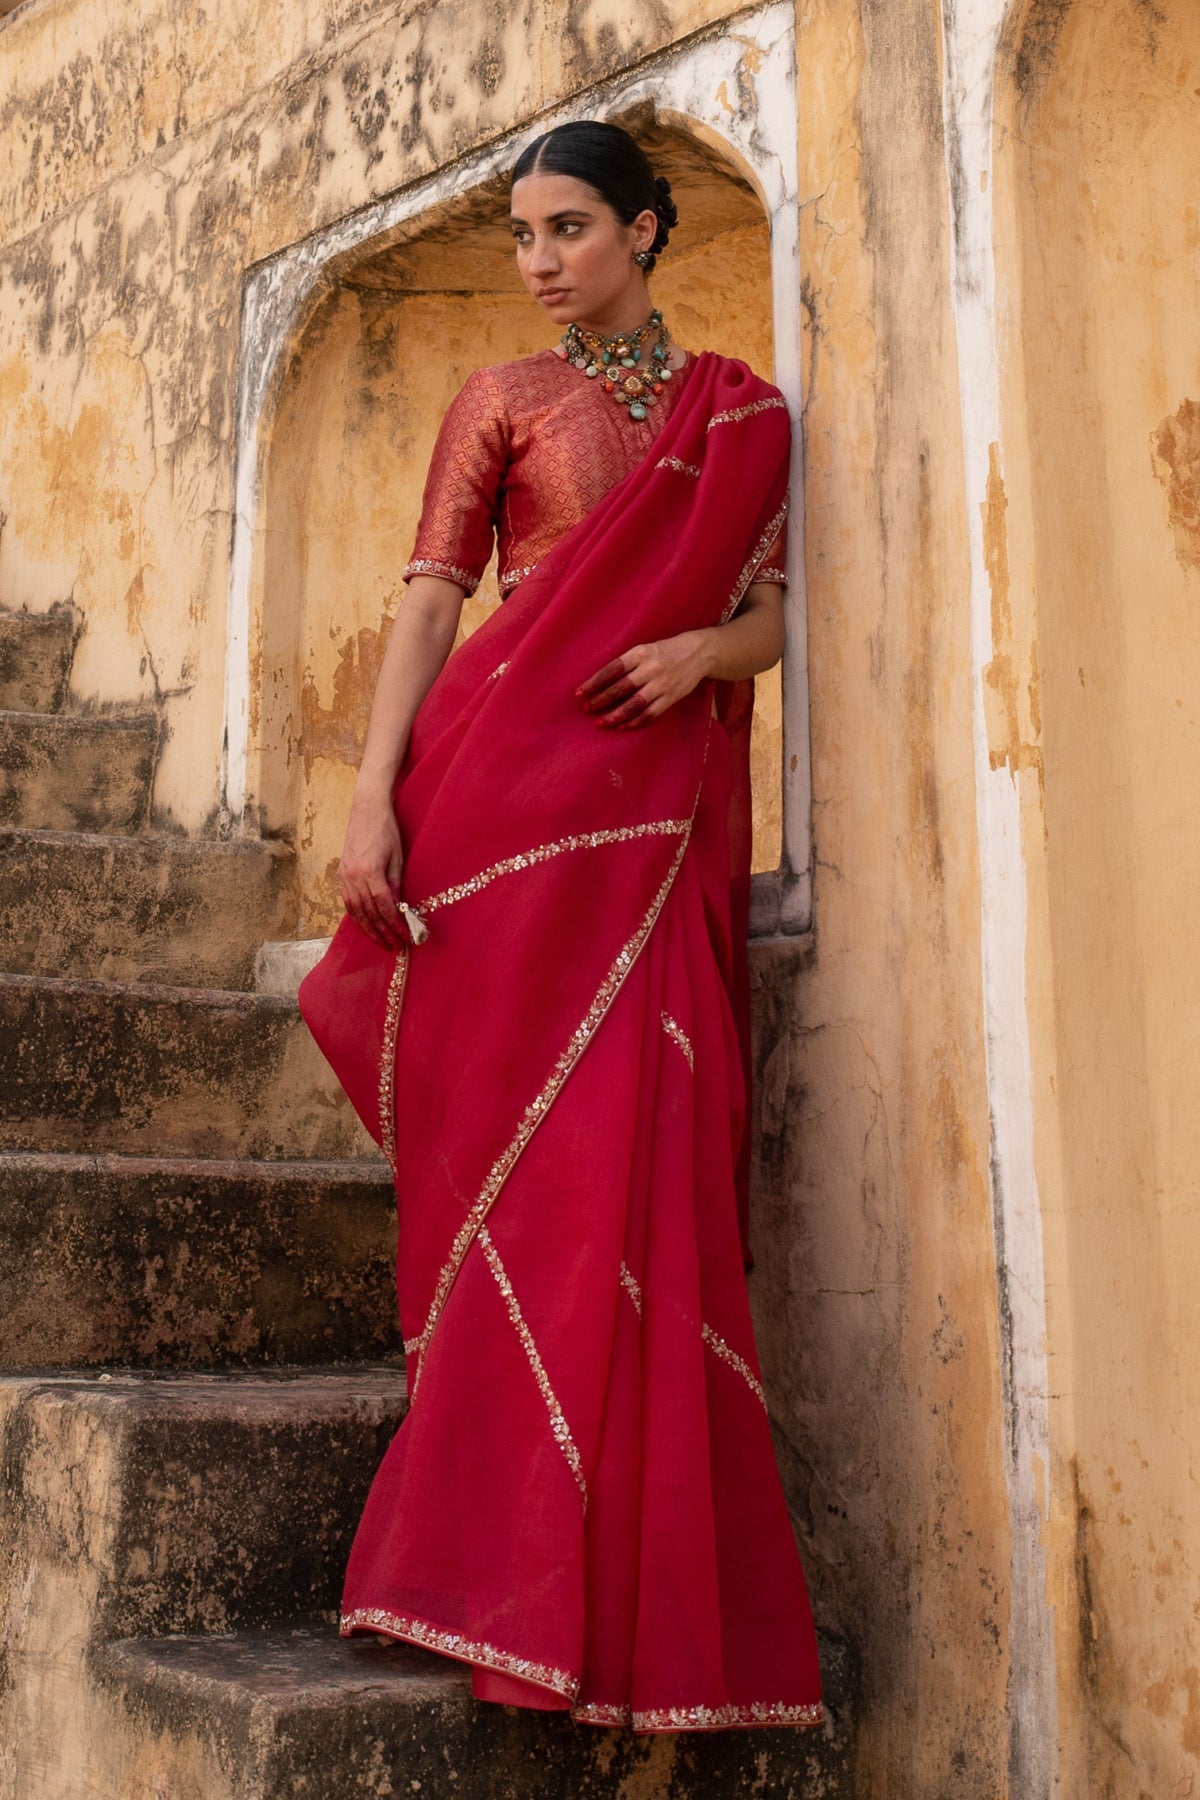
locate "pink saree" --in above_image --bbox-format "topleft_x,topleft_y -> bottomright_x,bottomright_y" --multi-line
299,352 -> 822,1731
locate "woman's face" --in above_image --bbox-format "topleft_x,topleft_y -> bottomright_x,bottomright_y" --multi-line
509,169 -> 658,333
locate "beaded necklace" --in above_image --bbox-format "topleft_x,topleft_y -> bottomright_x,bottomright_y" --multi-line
560,308 -> 675,421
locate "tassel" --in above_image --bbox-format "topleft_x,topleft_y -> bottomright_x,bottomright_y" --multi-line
397,902 -> 429,946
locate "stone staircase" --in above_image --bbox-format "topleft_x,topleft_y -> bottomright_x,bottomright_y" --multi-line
0,603 -> 856,1798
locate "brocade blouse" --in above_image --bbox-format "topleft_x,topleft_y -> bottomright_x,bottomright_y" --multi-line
404,348 -> 788,600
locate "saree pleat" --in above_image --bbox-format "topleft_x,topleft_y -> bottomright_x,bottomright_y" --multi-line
300,353 -> 822,1729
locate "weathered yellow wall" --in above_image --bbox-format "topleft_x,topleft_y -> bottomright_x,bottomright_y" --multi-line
996,1 -> 1200,1791
9,0 -> 1157,1794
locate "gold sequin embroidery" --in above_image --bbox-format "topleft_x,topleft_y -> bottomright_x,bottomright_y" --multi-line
617,1265 -> 768,1413
415,821 -> 689,920
701,1322 -> 768,1411
753,565 -> 787,585
376,946 -> 410,1178
707,395 -> 789,430
477,1225 -> 587,1503
629,1699 -> 825,1730
489,660 -> 510,680
340,1607 -> 577,1700
499,561 -> 539,592
405,556 -> 479,594
407,824 -> 695,1386
655,456 -> 703,477
660,1010 -> 694,1070
721,501 -> 790,625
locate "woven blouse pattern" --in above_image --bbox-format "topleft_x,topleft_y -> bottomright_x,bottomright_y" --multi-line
405,350 -> 788,599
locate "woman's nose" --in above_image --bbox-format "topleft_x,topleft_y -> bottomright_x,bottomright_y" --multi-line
527,235 -> 560,275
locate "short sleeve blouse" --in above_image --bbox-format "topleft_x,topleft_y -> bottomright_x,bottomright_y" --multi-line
404,350 -> 788,599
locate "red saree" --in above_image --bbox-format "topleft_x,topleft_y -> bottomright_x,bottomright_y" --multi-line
299,351 -> 822,1731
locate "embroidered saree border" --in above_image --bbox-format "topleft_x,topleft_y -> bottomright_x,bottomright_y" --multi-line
340,1607 -> 824,1729
477,1224 -> 587,1504
340,1607 -> 576,1700
707,395 -> 789,430
404,815 -> 698,1387
416,820 -> 688,920
660,1010 -> 695,1070
721,499 -> 790,624
617,1263 -> 768,1414
377,946 -> 409,1179
573,1698 -> 825,1731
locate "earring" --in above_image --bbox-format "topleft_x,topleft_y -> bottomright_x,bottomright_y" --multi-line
633,249 -> 652,269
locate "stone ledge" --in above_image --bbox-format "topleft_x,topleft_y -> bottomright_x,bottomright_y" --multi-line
0,829 -> 297,989
0,709 -> 160,833
0,971 -> 372,1160
92,1622 -> 857,1800
0,1150 -> 396,1369
1,1367 -> 407,1639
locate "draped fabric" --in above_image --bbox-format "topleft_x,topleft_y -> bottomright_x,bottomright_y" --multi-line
298,351 -> 822,1731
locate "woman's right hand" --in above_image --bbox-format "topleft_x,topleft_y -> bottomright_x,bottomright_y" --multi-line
339,786 -> 409,950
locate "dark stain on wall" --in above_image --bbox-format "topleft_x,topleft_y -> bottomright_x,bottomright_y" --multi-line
1150,397 -> 1200,576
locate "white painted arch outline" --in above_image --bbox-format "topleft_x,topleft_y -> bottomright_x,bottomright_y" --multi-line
219,0 -> 812,932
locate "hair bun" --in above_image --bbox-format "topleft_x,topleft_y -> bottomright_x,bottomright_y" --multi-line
654,175 -> 679,230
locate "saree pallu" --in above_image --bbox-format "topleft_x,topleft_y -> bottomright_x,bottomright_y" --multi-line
299,352 -> 822,1731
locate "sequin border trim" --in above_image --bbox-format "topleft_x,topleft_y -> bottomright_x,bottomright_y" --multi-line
572,1698 -> 825,1731
377,945 -> 409,1178
701,1322 -> 768,1411
707,395 -> 789,430
340,1607 -> 577,1701
499,561 -> 539,592
416,821 -> 688,920
655,456 -> 703,477
660,1010 -> 694,1070
407,822 -> 696,1386
753,565 -> 787,585
405,556 -> 479,595
617,1266 -> 767,1413
477,1225 -> 587,1503
722,500 -> 790,625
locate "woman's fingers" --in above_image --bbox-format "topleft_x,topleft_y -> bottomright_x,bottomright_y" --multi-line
596,689 -> 653,728
575,656 -> 632,702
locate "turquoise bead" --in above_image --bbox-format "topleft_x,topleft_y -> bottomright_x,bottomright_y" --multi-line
629,403 -> 648,420
620,356 -> 636,367
585,364 -> 599,377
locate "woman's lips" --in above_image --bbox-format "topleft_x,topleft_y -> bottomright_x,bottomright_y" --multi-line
537,288 -> 569,304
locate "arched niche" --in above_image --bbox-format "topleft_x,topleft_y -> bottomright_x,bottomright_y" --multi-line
994,0 -> 1200,1787
224,2 -> 807,937
251,125 -> 779,933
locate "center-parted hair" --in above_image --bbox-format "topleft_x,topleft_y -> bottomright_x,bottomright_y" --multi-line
511,120 -> 679,273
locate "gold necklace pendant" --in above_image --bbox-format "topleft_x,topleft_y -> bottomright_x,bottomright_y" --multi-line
562,310 -> 675,422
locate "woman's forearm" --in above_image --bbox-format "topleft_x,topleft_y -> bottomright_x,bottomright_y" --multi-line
692,581 -> 785,683
353,575 -> 466,797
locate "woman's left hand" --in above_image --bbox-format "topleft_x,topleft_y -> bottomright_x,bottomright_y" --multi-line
575,630 -> 712,729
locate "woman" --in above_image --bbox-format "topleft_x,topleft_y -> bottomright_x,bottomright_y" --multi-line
299,119 -> 822,1732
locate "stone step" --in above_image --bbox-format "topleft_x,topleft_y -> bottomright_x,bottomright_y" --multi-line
0,828 -> 297,987
87,1624 -> 854,1800
0,1369 -> 406,1646
0,707 -> 160,832
0,1152 -> 399,1370
0,603 -> 80,713
0,972 -> 373,1160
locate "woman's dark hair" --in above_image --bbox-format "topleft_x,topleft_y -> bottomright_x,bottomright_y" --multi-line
511,120 -> 678,273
